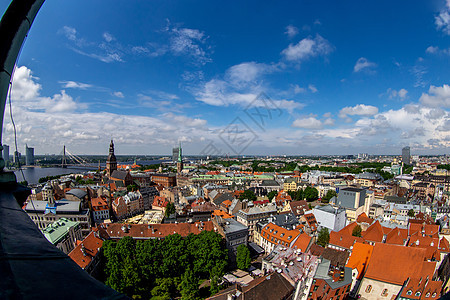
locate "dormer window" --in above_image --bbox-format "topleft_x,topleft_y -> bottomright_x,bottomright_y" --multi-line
415,292 -> 421,297
426,292 -> 430,297
280,233 -> 285,237
406,290 -> 412,296
432,293 -> 437,297
288,236 -> 292,240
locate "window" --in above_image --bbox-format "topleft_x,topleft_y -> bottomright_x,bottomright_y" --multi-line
313,286 -> 318,292
381,289 -> 388,297
426,292 -> 430,297
432,293 -> 437,297
365,285 -> 372,293
415,292 -> 421,297
280,233 -> 284,237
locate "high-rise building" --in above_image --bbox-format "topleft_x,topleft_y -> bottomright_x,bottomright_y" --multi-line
106,140 -> 117,177
13,151 -> 20,164
172,147 -> 179,163
2,144 -> 9,165
26,145 -> 35,165
402,146 -> 410,165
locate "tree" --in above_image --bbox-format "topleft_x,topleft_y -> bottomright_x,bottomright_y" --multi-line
408,209 -> 415,217
236,244 -> 251,270
239,189 -> 256,202
267,190 -> 278,201
304,187 -> 319,202
322,190 -> 337,203
352,225 -> 362,237
317,227 -> 330,247
165,202 -> 176,218
179,268 -> 199,300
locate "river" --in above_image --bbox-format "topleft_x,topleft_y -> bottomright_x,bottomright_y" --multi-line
13,159 -> 171,185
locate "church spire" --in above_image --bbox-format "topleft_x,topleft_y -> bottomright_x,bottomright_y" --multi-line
106,139 -> 117,177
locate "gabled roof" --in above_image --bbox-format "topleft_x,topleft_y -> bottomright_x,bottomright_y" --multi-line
69,229 -> 103,269
399,277 -> 442,300
346,242 -> 373,280
289,200 -> 308,216
291,232 -> 312,253
329,222 -> 365,250
110,170 -> 130,181
439,237 -> 449,253
384,227 -> 408,245
364,243 -> 428,285
356,212 -> 373,224
362,220 -> 384,243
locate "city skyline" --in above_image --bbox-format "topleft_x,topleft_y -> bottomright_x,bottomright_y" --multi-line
1,1 -> 449,155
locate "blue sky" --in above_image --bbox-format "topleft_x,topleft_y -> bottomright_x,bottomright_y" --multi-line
1,0 -> 450,156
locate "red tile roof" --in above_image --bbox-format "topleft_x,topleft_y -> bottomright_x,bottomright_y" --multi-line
291,232 -> 312,253
152,196 -> 168,208
99,221 -> 214,239
261,223 -> 301,247
439,237 -> 450,253
329,222 -> 365,250
362,220 -> 384,243
356,212 -> 373,224
68,229 -> 103,270
399,277 -> 442,300
364,243 -> 429,285
346,242 -> 373,280
384,227 -> 408,245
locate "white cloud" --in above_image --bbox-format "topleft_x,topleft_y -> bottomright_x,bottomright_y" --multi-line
60,26 -> 77,41
195,79 -> 303,110
419,84 -> 450,107
11,66 -> 41,101
281,34 -> 333,62
292,116 -> 322,129
169,27 -> 211,64
103,32 -> 115,42
41,90 -> 78,113
435,0 -> 450,35
60,80 -> 93,90
293,84 -> 306,94
353,57 -> 377,73
426,46 -> 439,54
308,84 -> 318,93
425,45 -> 450,55
285,25 -> 299,38
387,88 -> 408,100
226,62 -> 276,84
113,91 -> 124,98
339,104 -> 378,118
323,118 -> 335,126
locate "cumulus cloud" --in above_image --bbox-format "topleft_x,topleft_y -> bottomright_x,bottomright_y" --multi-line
4,67 -> 213,154
435,0 -> 450,35
419,84 -> 450,107
281,34 -> 334,62
113,91 -> 124,98
387,88 -> 408,100
11,66 -> 41,101
194,78 -> 303,110
285,25 -> 299,38
292,116 -> 322,129
226,62 -> 278,84
353,57 -> 377,73
425,45 -> 450,55
339,104 -> 378,118
293,84 -> 306,94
